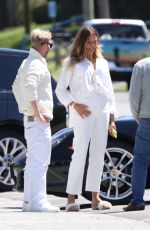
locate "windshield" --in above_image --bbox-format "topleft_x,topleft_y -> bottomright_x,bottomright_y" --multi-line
93,23 -> 146,40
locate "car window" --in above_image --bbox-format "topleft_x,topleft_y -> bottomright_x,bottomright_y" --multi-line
0,52 -> 27,90
92,24 -> 146,40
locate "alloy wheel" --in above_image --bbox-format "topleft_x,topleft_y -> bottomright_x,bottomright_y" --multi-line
100,146 -> 133,203
0,137 -> 26,187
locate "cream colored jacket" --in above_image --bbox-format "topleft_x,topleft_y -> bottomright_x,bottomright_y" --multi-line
12,48 -> 53,119
56,57 -> 116,114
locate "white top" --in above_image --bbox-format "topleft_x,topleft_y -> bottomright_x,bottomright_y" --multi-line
12,48 -> 53,119
56,57 -> 116,115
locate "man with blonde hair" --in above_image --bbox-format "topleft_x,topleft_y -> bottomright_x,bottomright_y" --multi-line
12,28 -> 60,212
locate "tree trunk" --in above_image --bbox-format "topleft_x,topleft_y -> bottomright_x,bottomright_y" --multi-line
96,0 -> 110,18
82,0 -> 95,20
23,0 -> 30,34
6,0 -> 17,26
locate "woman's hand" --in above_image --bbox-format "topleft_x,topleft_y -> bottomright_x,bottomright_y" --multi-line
70,102 -> 91,118
108,121 -> 117,138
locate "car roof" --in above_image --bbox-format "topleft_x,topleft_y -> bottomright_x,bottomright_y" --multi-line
83,18 -> 145,26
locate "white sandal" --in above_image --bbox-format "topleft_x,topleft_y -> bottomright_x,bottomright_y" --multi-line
92,200 -> 112,210
65,202 -> 80,212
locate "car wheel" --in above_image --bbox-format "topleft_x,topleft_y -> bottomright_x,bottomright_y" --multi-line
0,130 -> 26,192
82,139 -> 134,205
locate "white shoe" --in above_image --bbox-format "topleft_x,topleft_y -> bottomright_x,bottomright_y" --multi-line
65,202 -> 80,212
22,201 -> 30,212
30,202 -> 60,213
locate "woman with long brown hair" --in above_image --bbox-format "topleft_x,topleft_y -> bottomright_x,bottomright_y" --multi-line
56,26 -> 116,211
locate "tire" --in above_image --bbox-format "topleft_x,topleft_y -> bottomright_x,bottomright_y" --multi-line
82,139 -> 134,205
0,129 -> 26,192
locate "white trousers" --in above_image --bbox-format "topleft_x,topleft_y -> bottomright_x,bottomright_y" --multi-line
66,110 -> 109,194
23,117 -> 51,205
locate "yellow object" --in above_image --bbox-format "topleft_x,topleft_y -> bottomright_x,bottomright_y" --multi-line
111,127 -> 117,138
109,125 -> 117,138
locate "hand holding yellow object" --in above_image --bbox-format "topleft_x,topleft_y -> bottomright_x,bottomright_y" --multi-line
109,124 -> 117,138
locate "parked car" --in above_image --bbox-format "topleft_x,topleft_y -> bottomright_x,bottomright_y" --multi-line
14,115 -> 150,205
83,19 -> 150,88
0,48 -> 67,192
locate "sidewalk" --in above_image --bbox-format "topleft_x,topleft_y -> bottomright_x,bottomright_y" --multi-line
0,191 -> 150,230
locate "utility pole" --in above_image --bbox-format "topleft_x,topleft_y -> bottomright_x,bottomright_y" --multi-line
24,0 -> 30,34
82,0 -> 95,20
96,0 -> 110,18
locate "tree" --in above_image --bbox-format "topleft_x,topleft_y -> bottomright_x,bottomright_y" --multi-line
95,0 -> 110,18
82,0 -> 95,20
61,0 -> 82,20
23,0 -> 30,34
109,0 -> 150,20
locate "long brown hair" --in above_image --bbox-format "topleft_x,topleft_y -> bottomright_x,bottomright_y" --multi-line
68,26 -> 102,67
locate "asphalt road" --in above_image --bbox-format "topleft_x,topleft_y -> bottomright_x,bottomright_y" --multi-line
113,82 -> 131,118
0,190 -> 150,230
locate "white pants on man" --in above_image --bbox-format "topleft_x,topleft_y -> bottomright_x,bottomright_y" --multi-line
23,117 -> 51,206
66,93 -> 110,195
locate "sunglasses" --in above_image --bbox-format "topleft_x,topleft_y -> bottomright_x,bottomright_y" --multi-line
41,41 -> 53,48
47,41 -> 53,48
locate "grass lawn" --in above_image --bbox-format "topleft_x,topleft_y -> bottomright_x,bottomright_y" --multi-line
0,23 -> 51,49
0,23 -> 70,79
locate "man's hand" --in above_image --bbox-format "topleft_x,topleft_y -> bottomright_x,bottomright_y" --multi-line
31,100 -> 49,123
35,113 -> 49,123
